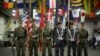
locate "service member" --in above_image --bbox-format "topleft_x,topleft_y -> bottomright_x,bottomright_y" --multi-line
42,21 -> 53,56
28,19 -> 39,56
54,22 -> 66,56
14,22 -> 27,56
77,22 -> 89,56
67,21 -> 78,56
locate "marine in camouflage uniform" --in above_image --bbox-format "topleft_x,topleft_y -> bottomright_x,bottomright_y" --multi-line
77,22 -> 89,56
28,19 -> 39,56
42,21 -> 53,56
14,22 -> 27,56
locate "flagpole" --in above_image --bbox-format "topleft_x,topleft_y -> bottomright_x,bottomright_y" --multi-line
66,0 -> 70,48
55,0 -> 58,26
29,0 -> 32,19
25,0 -> 32,49
39,0 -> 45,52
68,0 -> 70,28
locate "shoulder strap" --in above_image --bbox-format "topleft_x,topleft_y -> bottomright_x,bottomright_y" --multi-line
68,28 -> 76,39
57,29 -> 63,38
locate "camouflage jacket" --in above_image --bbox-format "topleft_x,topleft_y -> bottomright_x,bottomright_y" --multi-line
14,27 -> 27,40
78,29 -> 88,44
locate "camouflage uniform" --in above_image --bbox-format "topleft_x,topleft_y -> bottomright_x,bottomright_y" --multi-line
42,22 -> 53,56
14,26 -> 27,56
77,23 -> 89,56
29,25 -> 39,56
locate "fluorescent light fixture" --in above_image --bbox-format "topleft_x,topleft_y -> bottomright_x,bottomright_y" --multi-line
33,9 -> 36,12
33,9 -> 38,19
96,11 -> 100,15
13,0 -> 16,2
12,10 -> 16,13
12,13 -> 16,16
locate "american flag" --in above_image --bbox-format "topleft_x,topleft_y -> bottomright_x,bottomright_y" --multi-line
22,9 -> 33,38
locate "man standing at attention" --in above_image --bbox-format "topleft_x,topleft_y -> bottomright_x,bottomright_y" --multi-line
67,21 -> 78,56
54,22 -> 66,56
28,19 -> 39,56
77,22 -> 89,56
14,22 -> 27,56
42,21 -> 53,56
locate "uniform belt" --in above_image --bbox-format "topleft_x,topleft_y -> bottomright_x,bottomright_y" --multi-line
17,38 -> 25,40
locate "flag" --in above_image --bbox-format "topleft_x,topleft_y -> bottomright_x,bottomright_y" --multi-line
37,0 -> 46,13
62,0 -> 68,11
47,9 -> 54,29
72,9 -> 80,18
47,9 -> 53,23
22,9 -> 32,38
24,18 -> 32,37
94,0 -> 100,9
54,0 -> 67,25
39,0 -> 45,29
39,0 -> 45,52
3,0 -> 14,8
37,0 -> 42,13
25,0 -> 36,8
16,0 -> 24,9
58,8 -> 63,16
58,0 -> 63,8
39,14 -> 45,29
72,9 -> 80,23
71,0 -> 82,8
18,9 -> 24,15
81,9 -> 86,22
16,0 -> 37,9
83,0 -> 91,15
22,10 -> 32,48
49,0 -> 56,9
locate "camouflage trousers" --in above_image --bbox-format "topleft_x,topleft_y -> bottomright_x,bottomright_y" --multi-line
42,41 -> 52,56
28,39 -> 38,56
16,41 -> 26,56
77,43 -> 88,56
